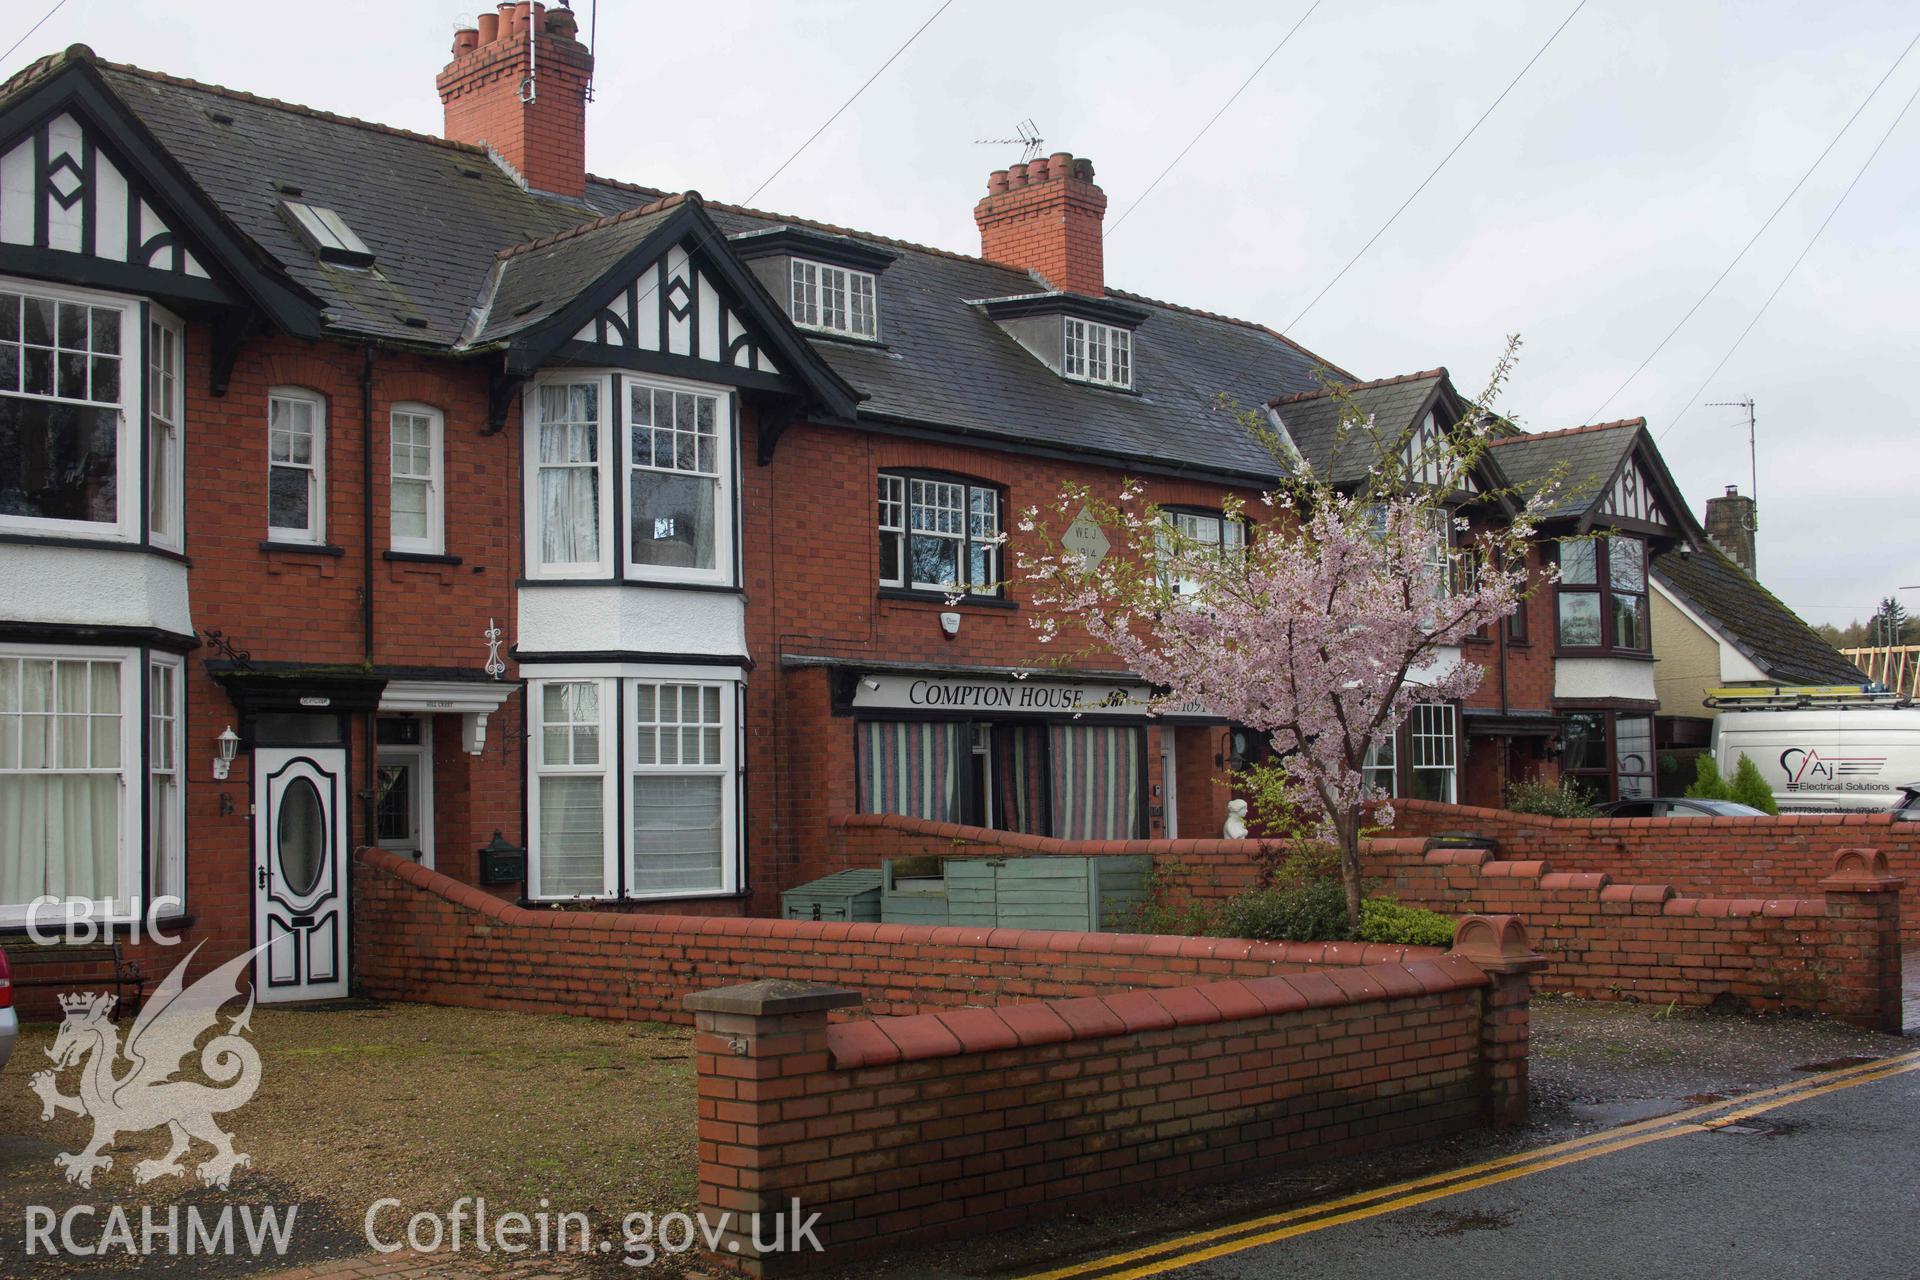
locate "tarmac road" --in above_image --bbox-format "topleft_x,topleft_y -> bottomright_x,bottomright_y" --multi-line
1024,1052 -> 1920,1280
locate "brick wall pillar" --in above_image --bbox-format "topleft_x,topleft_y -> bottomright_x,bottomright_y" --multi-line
1817,848 -> 1905,1033
1450,914 -> 1546,1127
687,980 -> 863,1276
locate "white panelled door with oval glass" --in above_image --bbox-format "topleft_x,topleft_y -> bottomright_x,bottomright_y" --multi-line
253,747 -> 350,1002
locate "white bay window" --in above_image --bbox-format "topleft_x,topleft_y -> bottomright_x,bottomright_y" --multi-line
0,283 -> 133,537
0,645 -> 172,925
147,310 -> 183,549
527,667 -> 743,901
525,372 -> 734,585
530,679 -> 615,898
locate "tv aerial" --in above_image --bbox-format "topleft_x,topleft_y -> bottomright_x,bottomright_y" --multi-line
975,119 -> 1045,164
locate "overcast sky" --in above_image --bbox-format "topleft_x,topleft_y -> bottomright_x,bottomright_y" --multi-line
24,0 -> 1918,630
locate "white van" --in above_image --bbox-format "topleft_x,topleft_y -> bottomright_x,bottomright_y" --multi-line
1708,687 -> 1920,813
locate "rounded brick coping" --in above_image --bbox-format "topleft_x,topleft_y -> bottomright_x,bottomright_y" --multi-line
1391,797 -> 1903,833
824,957 -> 1493,1069
354,847 -> 1445,968
834,811 -> 1436,858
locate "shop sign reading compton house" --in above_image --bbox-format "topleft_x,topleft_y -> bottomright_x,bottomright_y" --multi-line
853,673 -> 1152,718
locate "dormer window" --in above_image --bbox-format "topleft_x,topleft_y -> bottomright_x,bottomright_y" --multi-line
790,259 -> 877,339
1063,317 -> 1131,389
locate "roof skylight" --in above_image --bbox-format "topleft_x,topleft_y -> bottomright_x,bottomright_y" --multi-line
282,201 -> 375,267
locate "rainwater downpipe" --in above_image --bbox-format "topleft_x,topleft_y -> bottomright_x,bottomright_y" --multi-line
361,343 -> 377,850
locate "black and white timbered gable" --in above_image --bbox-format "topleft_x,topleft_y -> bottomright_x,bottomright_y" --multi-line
570,241 -> 782,379
0,109 -> 209,278
470,194 -> 860,437
0,55 -> 321,355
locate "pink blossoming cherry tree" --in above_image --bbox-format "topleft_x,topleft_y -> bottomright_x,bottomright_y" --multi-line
1018,344 -> 1552,926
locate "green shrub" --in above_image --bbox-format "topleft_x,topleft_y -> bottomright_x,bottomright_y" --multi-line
1728,753 -> 1780,814
1211,880 -> 1351,942
1357,898 -> 1458,948
1505,776 -> 1597,817
1686,755 -> 1732,801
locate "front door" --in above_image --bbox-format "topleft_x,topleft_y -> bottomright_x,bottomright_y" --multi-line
253,746 -> 350,1003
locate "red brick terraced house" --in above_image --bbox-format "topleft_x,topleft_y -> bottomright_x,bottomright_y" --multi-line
0,7 -> 1710,1002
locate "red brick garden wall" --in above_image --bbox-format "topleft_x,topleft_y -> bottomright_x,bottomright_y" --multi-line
1363,838 -> 1903,1030
825,813 -> 1905,1031
690,917 -> 1538,1274
352,849 -> 1443,1022
1388,799 -> 1920,942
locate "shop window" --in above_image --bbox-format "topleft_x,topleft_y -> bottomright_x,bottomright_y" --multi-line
854,720 -> 965,822
876,472 -> 1001,596
1049,724 -> 1145,841
1556,536 -> 1649,652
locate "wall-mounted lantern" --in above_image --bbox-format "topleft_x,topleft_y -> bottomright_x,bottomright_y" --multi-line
212,725 -> 240,780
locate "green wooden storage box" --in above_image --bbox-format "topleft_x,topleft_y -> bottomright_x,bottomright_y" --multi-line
780,869 -> 883,923
879,854 -> 1149,932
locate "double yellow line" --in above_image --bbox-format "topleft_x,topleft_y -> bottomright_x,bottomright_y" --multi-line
1021,1049 -> 1920,1280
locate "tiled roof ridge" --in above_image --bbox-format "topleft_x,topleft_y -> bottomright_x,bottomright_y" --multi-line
0,47 -> 68,101
1489,417 -> 1646,446
1267,367 -> 1448,407
590,171 -> 1353,368
94,54 -> 490,157
495,191 -> 691,260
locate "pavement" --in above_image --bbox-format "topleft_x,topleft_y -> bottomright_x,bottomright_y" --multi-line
1020,1051 -> 1920,1280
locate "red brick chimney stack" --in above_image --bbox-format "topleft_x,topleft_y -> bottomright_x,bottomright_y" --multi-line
974,151 -> 1107,297
439,2 -> 594,199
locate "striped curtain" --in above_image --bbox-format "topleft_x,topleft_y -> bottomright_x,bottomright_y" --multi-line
993,724 -> 1050,834
855,721 -> 964,822
1049,725 -> 1145,841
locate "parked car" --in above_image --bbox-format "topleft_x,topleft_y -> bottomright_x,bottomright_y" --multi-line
0,945 -> 15,1072
1595,797 -> 1769,818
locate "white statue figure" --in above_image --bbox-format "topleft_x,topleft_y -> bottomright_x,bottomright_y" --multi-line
1223,798 -> 1250,840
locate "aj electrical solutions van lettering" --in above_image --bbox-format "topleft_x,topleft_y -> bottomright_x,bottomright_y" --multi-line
1707,686 -> 1920,813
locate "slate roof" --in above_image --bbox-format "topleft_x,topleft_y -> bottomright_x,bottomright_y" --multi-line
1653,544 -> 1868,686
469,197 -> 686,346
3,48 -> 1354,483
1266,369 -> 1450,483
1487,419 -> 1644,521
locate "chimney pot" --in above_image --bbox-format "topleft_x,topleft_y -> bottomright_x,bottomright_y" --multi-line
974,148 -> 1108,295
1725,484 -> 1738,496
440,0 -> 594,197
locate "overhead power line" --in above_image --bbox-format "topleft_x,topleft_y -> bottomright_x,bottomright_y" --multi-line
1587,27 -> 1920,424
1106,0 -> 1323,238
742,0 -> 955,207
2,0 -> 73,66
1282,0 -> 1587,334
1661,73 -> 1920,441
